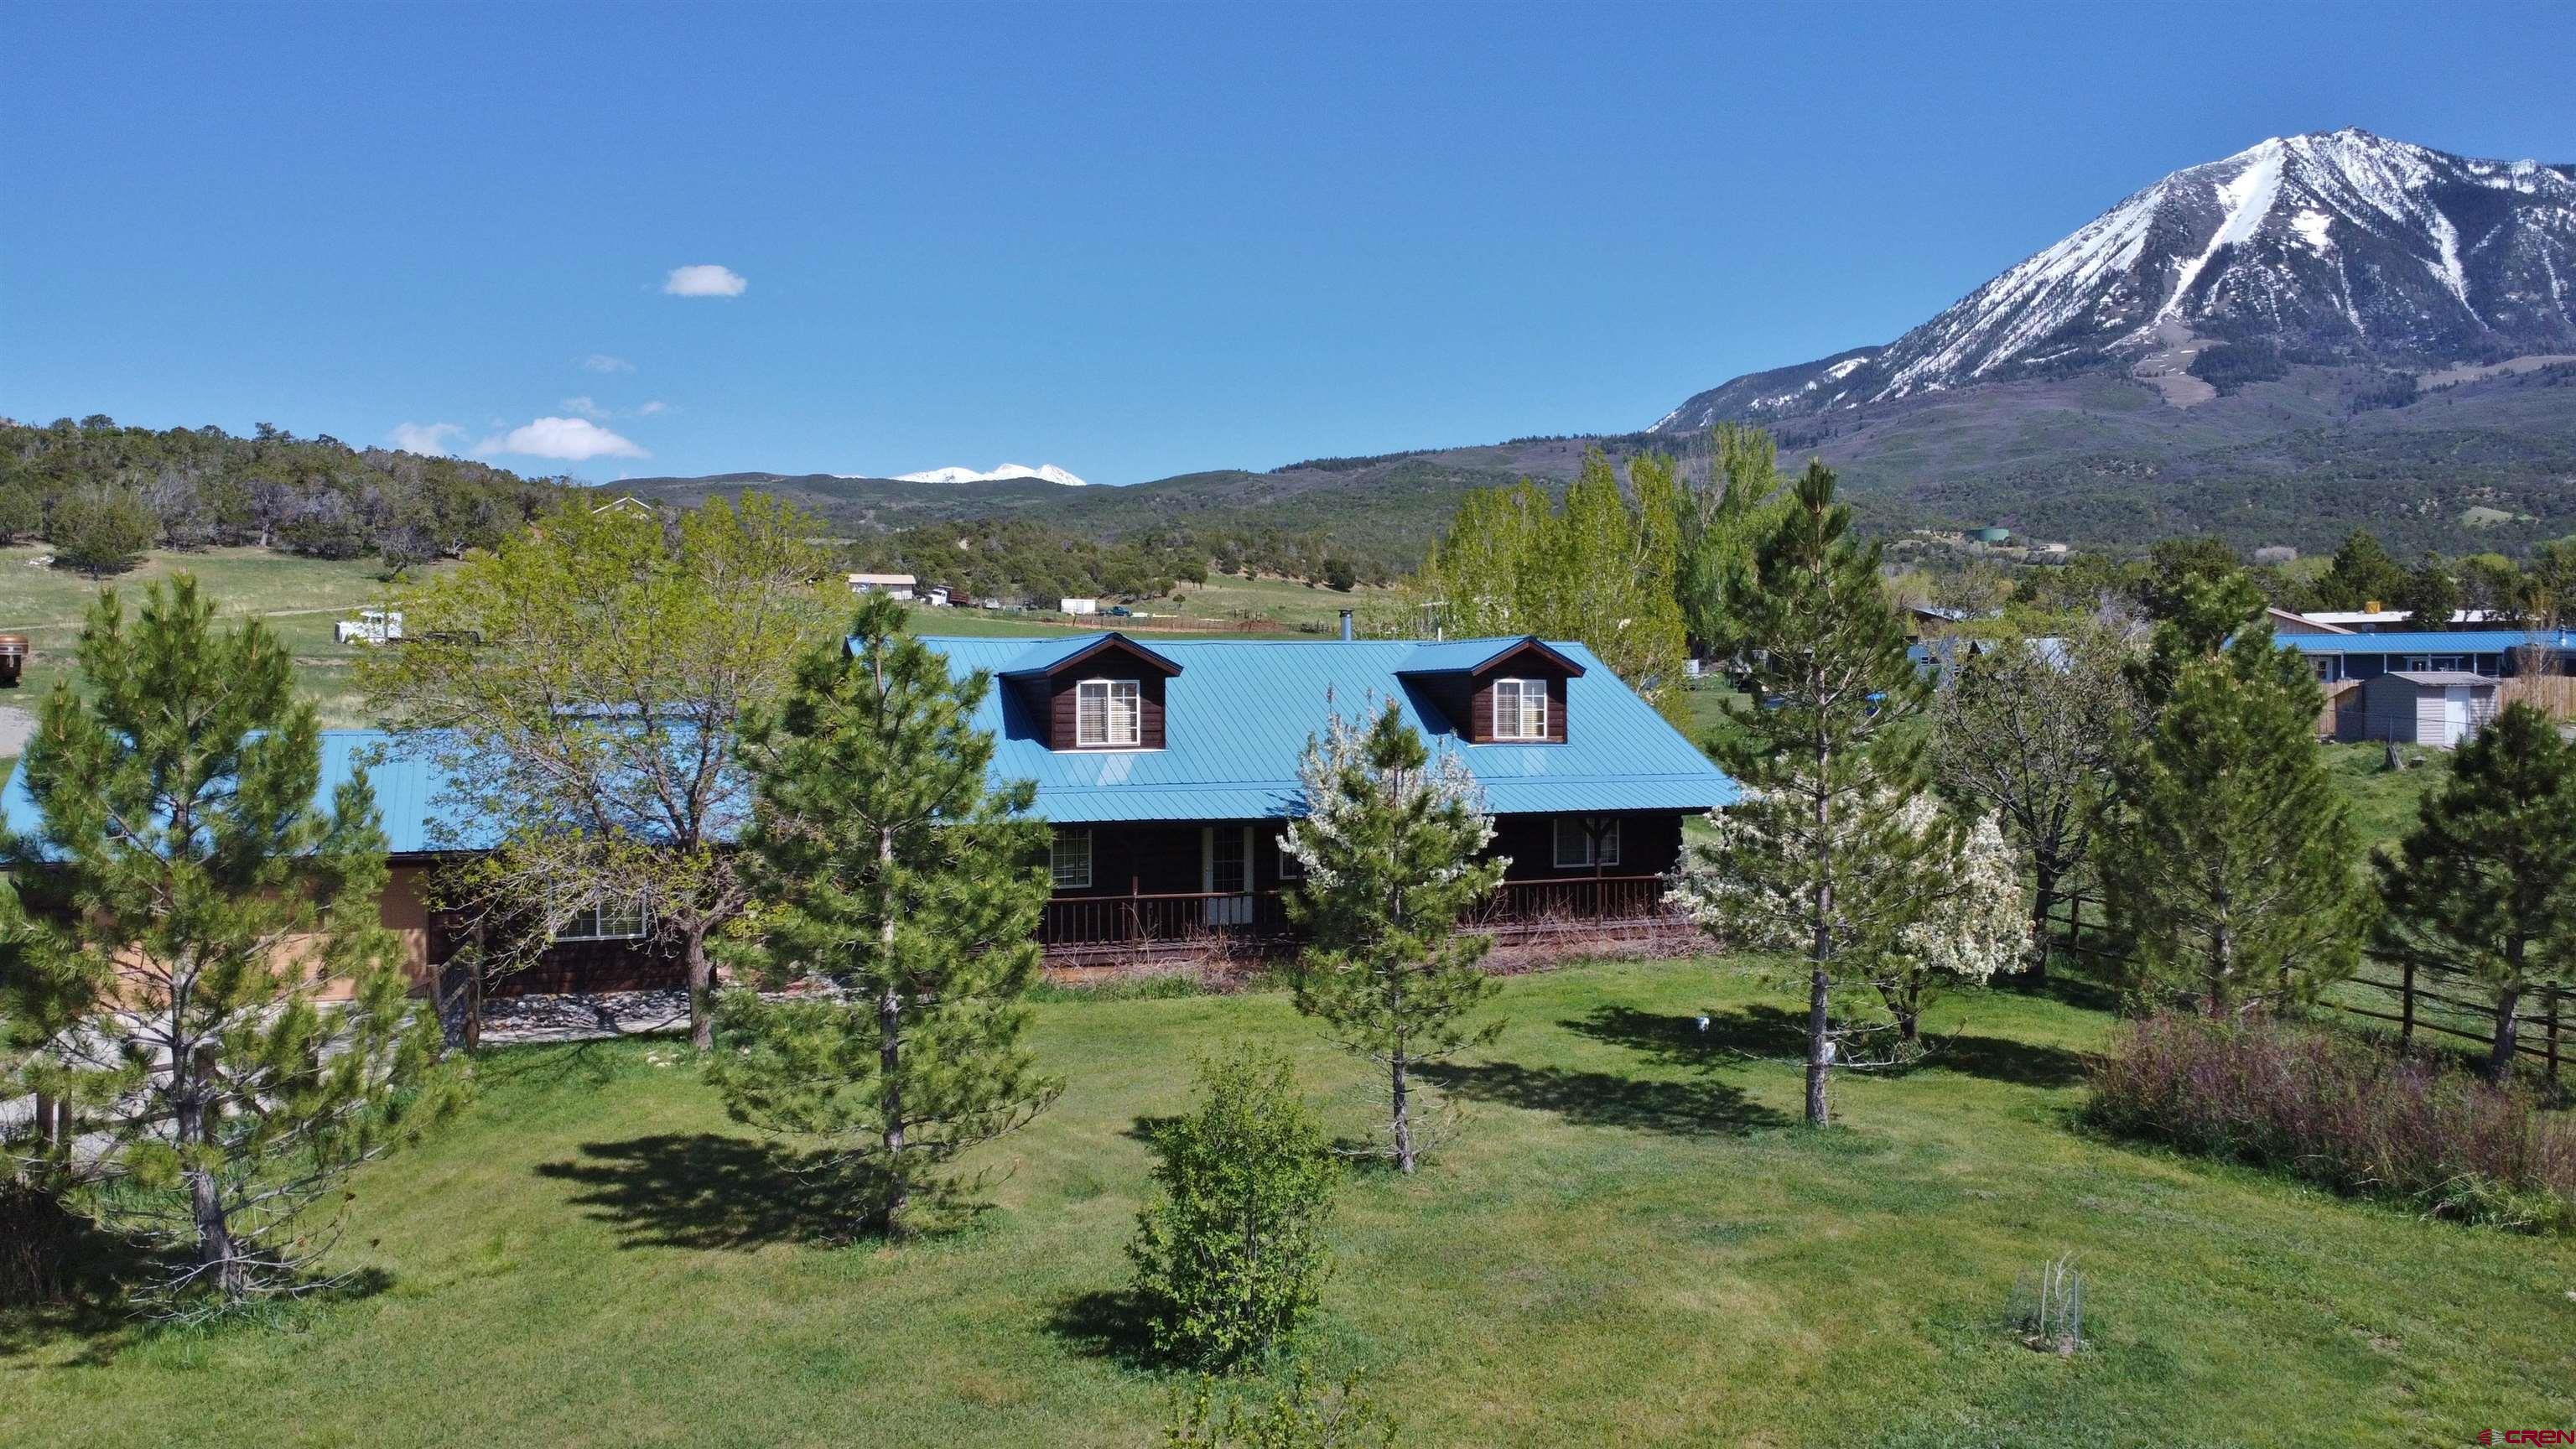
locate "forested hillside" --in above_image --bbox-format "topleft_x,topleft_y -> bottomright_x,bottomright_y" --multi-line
0,416 -> 569,571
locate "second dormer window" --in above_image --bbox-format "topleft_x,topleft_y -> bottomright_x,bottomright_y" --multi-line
1492,678 -> 1547,740
1076,678 -> 1141,747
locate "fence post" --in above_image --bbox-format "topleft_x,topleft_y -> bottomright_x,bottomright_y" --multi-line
2548,987 -> 2562,1093
2400,956 -> 2416,1046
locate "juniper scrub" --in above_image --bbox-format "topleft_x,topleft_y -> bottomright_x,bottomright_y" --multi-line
2375,702 -> 2576,1081
712,594 -> 1058,1235
1283,699 -> 1504,1173
0,579 -> 456,1312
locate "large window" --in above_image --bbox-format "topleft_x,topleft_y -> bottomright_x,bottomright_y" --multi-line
1050,828 -> 1093,890
1492,678 -> 1548,740
1275,829 -> 1305,881
1076,678 -> 1142,746
1553,816 -> 1620,870
554,896 -> 649,942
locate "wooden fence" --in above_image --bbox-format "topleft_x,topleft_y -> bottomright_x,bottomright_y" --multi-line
2043,892 -> 2566,1089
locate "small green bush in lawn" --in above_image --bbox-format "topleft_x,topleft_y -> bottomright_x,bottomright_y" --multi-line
1129,1046 -> 1339,1369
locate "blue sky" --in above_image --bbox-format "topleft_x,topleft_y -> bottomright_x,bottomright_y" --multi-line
5,3 -> 2571,486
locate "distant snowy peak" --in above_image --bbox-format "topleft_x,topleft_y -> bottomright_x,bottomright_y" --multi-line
1651,128 -> 2576,430
888,463 -> 1090,486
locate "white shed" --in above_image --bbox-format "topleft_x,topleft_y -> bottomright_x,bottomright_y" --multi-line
847,572 -> 917,600
1059,596 -> 1100,616
2360,670 -> 2498,748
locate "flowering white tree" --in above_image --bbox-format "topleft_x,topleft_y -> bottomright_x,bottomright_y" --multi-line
1283,695 -> 1504,1173
1673,788 -> 2024,1052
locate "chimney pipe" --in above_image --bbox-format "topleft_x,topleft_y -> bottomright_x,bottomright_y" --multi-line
1338,609 -> 1354,641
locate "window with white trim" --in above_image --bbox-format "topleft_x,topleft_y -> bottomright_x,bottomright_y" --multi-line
1050,828 -> 1093,890
1275,829 -> 1304,880
1075,678 -> 1141,747
1491,678 -> 1548,740
554,896 -> 649,942
1552,816 -> 1619,869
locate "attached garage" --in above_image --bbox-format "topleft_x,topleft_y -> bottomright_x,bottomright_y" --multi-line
2359,670 -> 2498,748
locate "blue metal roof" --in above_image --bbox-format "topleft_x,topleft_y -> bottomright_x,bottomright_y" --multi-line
2277,629 -> 2574,655
1,731 -> 498,859
1392,636 -> 1586,676
924,634 -> 1737,823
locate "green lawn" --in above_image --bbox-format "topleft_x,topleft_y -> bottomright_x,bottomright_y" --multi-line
0,545 -> 443,727
6,959 -> 2568,1448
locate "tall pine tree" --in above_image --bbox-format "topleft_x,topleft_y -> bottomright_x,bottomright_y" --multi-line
2099,606 -> 2369,1015
0,579 -> 455,1311
711,595 -> 1059,1235
1284,699 -> 1504,1173
2375,702 -> 2576,1080
1679,460 -> 1931,1125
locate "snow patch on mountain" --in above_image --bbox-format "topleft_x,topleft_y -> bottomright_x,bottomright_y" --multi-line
884,463 -> 1091,486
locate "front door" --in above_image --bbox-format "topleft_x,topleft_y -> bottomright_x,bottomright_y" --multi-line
1202,826 -> 1253,926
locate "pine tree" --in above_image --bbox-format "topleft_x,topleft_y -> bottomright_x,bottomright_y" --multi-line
2375,702 -> 2576,1081
1283,699 -> 1504,1173
1674,423 -> 1784,658
2099,610 -> 2370,1015
1676,460 -> 1929,1125
710,595 -> 1059,1235
0,579 -> 456,1312
2315,528 -> 2405,611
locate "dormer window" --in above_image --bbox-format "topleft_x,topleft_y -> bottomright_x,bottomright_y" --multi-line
1492,678 -> 1547,740
1076,678 -> 1141,747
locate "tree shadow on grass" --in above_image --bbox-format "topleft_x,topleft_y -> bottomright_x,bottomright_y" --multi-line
533,1134 -> 860,1250
1929,1033 -> 2095,1089
1415,1059 -> 1784,1136
1566,1002 -> 1810,1066
1041,1286 -> 1166,1373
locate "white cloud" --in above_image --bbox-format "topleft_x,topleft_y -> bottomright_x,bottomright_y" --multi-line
475,416 -> 649,461
560,395 -> 609,420
387,421 -> 465,456
634,400 -> 668,416
581,353 -> 636,373
662,263 -> 747,298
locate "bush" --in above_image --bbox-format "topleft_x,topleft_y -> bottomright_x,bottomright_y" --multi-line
2088,1015 -> 2576,1231
46,486 -> 155,577
1129,1046 -> 1340,1368
1166,1364 -> 1398,1447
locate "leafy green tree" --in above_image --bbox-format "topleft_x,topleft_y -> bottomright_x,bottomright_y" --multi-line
1284,699 -> 1504,1173
2392,553 -> 2461,629
359,494 -> 835,1049
2098,611 -> 2369,1015
0,579 -> 457,1312
46,486 -> 155,578
1674,423 -> 1786,657
2137,536 -> 2241,621
1128,1046 -> 1339,1368
2375,703 -> 2576,1081
1675,461 -> 1930,1124
2314,528 -> 2406,611
1934,624 -> 2138,978
709,595 -> 1058,1235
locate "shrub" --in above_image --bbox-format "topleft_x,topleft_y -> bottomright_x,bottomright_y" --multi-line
1129,1046 -> 1340,1368
2089,1014 -> 2576,1231
46,486 -> 155,577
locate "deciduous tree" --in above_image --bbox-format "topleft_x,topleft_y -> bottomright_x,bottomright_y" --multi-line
359,494 -> 834,1049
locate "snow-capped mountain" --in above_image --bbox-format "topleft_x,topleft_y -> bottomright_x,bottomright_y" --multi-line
1654,129 -> 2576,431
889,463 -> 1090,486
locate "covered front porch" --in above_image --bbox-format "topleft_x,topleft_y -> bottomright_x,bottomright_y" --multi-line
1036,813 -> 1692,966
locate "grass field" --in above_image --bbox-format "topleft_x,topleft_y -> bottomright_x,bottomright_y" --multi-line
0,546 -> 440,728
4,958 -> 2568,1448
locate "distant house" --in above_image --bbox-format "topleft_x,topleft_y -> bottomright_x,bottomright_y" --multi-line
848,572 -> 917,600
2274,629 -> 2576,684
1060,596 -> 1100,616
2360,670 -> 2499,748
2272,607 -> 2527,634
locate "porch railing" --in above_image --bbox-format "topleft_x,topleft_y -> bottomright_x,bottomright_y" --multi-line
1037,875 -> 1680,948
